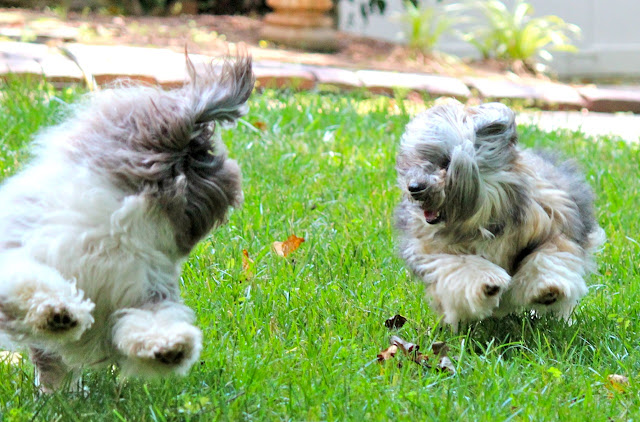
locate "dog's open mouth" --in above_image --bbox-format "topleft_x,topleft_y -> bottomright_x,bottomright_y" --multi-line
424,209 -> 442,224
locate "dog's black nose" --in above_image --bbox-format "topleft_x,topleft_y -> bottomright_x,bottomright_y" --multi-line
408,182 -> 427,193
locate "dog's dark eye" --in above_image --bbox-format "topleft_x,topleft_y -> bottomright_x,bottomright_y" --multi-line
476,123 -> 507,137
441,157 -> 450,170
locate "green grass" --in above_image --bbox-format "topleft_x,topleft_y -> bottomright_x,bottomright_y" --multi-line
0,78 -> 639,421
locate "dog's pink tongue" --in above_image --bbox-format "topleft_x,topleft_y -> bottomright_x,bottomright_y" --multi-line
424,210 -> 439,223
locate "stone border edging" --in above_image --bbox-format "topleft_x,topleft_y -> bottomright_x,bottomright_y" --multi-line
2,41 -> 640,114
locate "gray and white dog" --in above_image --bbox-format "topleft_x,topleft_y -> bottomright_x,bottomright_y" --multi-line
0,54 -> 254,391
395,99 -> 605,330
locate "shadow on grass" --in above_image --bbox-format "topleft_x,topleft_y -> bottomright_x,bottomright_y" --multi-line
449,311 -> 614,365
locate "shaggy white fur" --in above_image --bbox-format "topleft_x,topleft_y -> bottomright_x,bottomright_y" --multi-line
0,53 -> 254,391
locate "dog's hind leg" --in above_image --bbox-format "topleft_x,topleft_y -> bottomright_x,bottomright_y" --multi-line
0,249 -> 95,345
30,347 -> 80,393
111,302 -> 202,378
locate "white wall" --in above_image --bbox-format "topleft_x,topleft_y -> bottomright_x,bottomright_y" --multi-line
337,0 -> 640,79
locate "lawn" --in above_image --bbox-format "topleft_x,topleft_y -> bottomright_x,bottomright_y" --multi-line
0,78 -> 639,421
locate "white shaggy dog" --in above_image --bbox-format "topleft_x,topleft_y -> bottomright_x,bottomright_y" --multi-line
0,54 -> 254,391
395,100 -> 605,331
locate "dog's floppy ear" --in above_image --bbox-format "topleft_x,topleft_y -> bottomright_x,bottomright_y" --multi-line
468,102 -> 518,169
470,102 -> 517,144
445,139 -> 481,222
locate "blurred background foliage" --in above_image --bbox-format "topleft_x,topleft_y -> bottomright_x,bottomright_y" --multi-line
0,0 -> 269,15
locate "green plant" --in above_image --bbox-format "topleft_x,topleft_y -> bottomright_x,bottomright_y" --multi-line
463,0 -> 580,70
396,1 -> 463,54
49,3 -> 71,19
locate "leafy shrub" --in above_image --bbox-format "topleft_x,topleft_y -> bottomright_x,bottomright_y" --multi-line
463,0 -> 580,69
396,0 -> 464,54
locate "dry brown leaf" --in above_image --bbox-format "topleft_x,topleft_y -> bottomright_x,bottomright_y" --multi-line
607,374 -> 630,394
412,352 -> 431,368
431,341 -> 450,357
377,344 -> 399,362
431,340 -> 455,374
272,234 -> 305,257
384,314 -> 407,330
242,249 -> 253,271
391,335 -> 431,367
390,335 -> 419,354
241,249 -> 254,280
437,356 -> 456,375
252,120 -> 267,131
377,335 -> 455,372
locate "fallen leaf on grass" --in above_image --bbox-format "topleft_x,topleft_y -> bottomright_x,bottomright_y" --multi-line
432,341 -> 455,374
437,356 -> 456,375
377,334 -> 455,373
384,314 -> 407,330
607,374 -> 630,394
377,344 -> 398,362
242,249 -> 253,270
389,335 -> 431,368
252,120 -> 267,131
241,249 -> 254,280
390,335 -> 419,354
272,234 -> 305,257
431,341 -> 450,357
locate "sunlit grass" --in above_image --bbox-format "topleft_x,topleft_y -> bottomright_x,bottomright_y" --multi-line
0,79 -> 638,420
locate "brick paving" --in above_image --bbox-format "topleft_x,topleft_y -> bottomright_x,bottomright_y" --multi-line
1,41 -> 640,143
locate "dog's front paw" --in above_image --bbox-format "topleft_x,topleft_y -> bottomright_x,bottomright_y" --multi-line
138,329 -> 199,372
528,283 -> 578,320
0,271 -> 95,343
115,319 -> 202,377
37,303 -> 79,332
430,262 -> 511,329
469,269 -> 510,313
499,272 -> 587,321
27,296 -> 94,341
532,285 -> 564,305
155,348 -> 187,365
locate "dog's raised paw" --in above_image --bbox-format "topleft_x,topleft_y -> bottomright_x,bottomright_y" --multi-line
532,286 -> 564,305
483,284 -> 501,297
45,308 -> 78,332
26,297 -> 94,342
154,348 -> 186,365
32,304 -> 80,334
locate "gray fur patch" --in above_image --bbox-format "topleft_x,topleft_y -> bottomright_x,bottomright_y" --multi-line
58,53 -> 255,254
444,142 -> 481,223
530,150 -> 596,247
